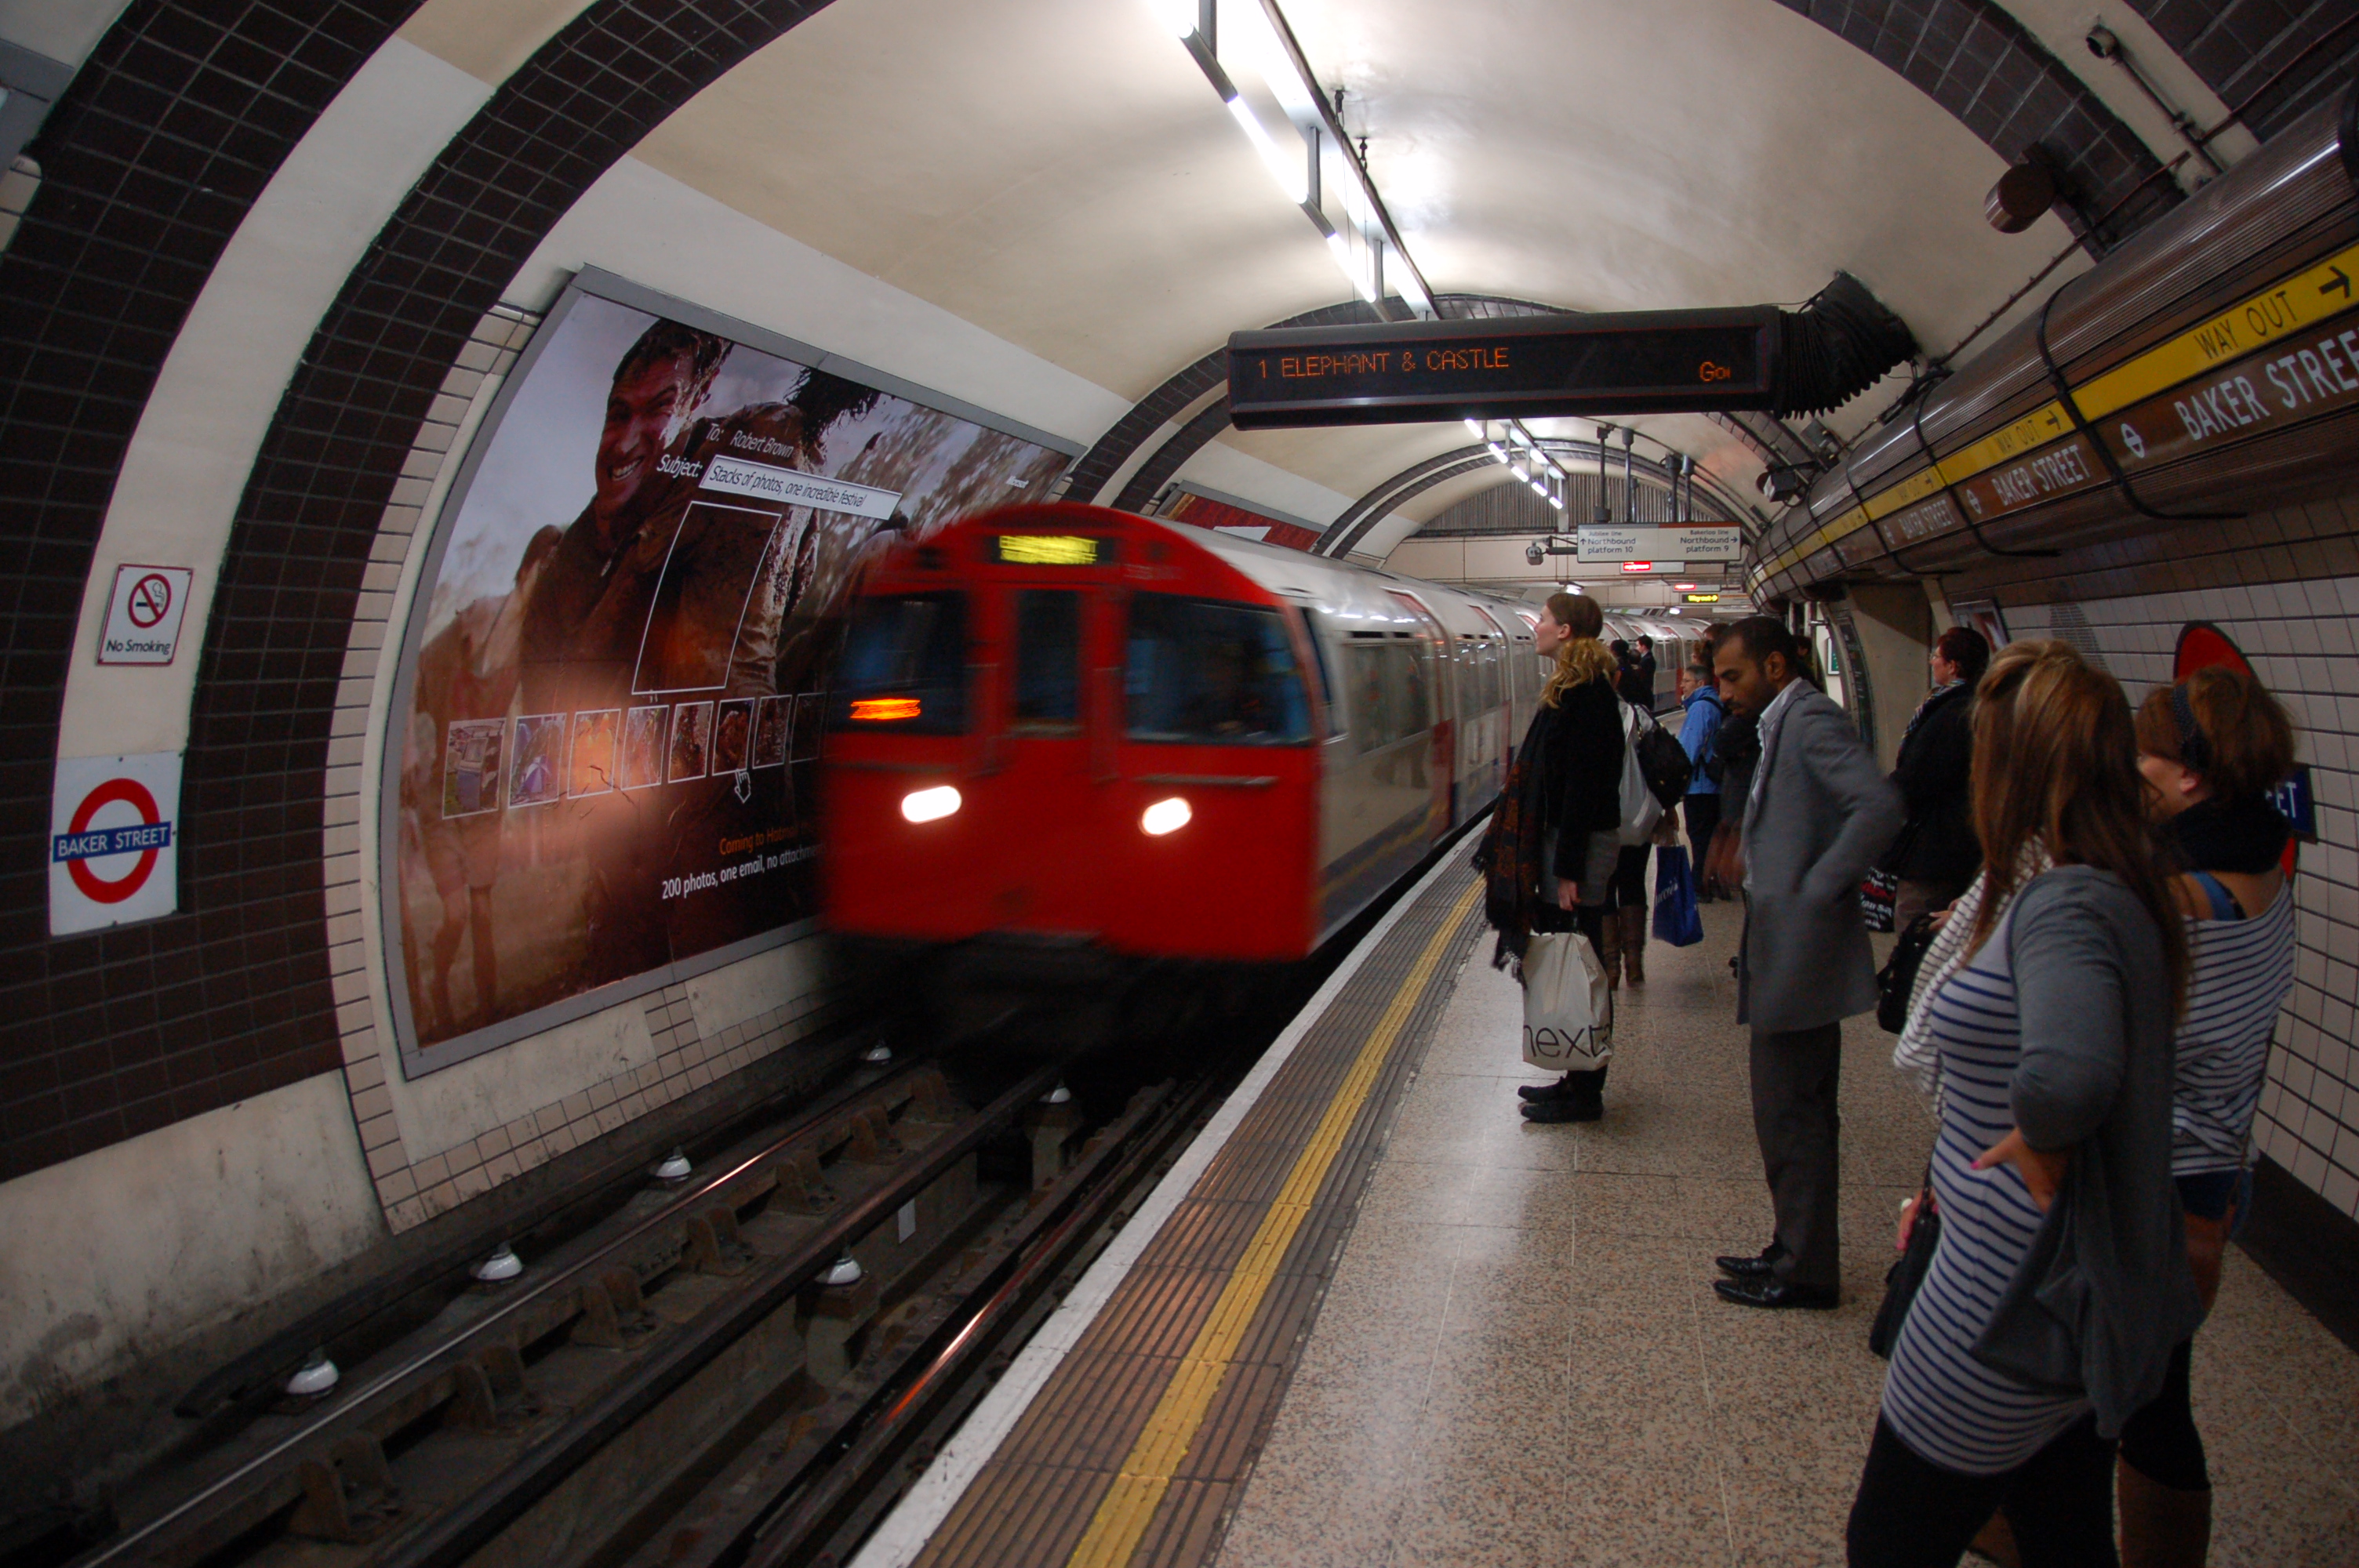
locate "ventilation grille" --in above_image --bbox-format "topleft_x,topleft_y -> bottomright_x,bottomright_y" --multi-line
2045,601 -> 2110,671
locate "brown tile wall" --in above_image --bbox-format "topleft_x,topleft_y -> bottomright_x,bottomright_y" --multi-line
0,0 -> 845,1186
2128,1 -> 2359,142
0,1 -> 419,1182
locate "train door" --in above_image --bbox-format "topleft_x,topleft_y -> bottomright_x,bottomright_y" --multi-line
1387,593 -> 1454,834
979,577 -> 1103,935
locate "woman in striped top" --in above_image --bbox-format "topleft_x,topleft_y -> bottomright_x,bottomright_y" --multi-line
2112,667 -> 2298,1568
1848,643 -> 2196,1568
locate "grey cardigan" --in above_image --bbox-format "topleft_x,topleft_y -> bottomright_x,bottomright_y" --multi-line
1973,866 -> 2203,1438
1737,683 -> 1904,1033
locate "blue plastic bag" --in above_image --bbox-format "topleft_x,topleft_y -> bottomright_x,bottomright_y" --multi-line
1652,844 -> 1703,947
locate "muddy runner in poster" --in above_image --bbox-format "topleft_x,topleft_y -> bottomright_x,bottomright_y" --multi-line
391,288 -> 1068,1052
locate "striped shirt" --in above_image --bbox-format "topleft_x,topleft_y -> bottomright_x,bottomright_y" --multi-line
1881,907 -> 2088,1475
2173,882 -> 2297,1177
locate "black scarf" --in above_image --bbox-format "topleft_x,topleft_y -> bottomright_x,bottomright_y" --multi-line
1474,702 -> 1556,969
2161,794 -> 2289,874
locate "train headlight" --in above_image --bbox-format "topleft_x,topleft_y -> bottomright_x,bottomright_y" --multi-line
1141,797 -> 1192,837
900,785 -> 961,823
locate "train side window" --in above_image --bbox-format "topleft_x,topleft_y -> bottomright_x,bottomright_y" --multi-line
1012,590 -> 1081,728
1125,593 -> 1311,745
1300,608 -> 1338,728
1344,642 -> 1428,753
831,591 -> 968,733
1481,641 -> 1503,711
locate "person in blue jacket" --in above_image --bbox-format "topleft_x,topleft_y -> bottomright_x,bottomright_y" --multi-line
1677,655 -> 1727,899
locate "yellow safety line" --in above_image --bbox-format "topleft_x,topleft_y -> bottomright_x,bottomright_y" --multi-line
1757,237 -> 2359,583
1063,880 -> 1481,1568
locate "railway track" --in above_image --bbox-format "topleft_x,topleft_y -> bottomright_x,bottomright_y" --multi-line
55,1040 -> 1238,1568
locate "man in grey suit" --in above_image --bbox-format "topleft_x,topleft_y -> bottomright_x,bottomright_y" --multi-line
1710,616 -> 1904,1309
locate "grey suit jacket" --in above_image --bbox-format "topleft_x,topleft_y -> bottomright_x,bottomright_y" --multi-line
1738,684 -> 1906,1033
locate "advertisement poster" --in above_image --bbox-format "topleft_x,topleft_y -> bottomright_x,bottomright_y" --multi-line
389,282 -> 1069,1059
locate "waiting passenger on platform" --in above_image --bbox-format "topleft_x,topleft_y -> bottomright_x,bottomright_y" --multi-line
1699,623 -> 1757,901
1851,641 -> 2196,1568
2104,668 -> 2298,1566
1881,626 -> 1991,927
1712,615 -> 1902,1308
1634,633 -> 1658,709
1675,659 -> 1726,901
1474,591 -> 1624,1123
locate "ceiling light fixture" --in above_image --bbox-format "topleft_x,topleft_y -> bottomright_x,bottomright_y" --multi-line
1227,95 -> 1308,203
1140,0 -> 1434,318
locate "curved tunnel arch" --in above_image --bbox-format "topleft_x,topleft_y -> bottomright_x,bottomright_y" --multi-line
1317,438 -> 1760,561
0,0 -> 2322,1186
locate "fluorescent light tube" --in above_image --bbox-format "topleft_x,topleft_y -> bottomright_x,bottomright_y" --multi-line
1227,96 -> 1307,203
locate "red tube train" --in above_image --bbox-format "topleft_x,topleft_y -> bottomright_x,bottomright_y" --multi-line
819,503 -> 1676,1040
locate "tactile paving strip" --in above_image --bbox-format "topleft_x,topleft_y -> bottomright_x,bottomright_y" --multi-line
916,859 -> 1486,1568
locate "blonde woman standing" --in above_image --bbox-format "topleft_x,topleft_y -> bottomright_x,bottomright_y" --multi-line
1474,592 -> 1625,1123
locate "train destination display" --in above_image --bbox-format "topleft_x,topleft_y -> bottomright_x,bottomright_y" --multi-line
1227,307 -> 1781,428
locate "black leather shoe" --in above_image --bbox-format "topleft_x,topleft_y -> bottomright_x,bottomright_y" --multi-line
1713,1276 -> 1837,1310
1714,1244 -> 1786,1279
1518,1075 -> 1575,1102
1520,1094 -> 1602,1123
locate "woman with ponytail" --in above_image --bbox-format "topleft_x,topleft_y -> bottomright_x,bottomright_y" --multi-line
1474,591 -> 1626,1123
2105,666 -> 2298,1567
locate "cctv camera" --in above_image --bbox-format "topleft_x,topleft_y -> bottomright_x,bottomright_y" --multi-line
1526,542 -> 1546,566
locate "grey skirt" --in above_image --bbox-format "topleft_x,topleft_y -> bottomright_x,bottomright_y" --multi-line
1542,828 -> 1619,909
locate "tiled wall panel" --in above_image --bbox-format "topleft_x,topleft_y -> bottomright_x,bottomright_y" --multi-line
0,1 -> 415,1182
2005,576 -> 2359,1220
2128,1 -> 2359,142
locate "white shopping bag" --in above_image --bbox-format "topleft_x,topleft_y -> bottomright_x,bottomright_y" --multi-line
1521,930 -> 1614,1071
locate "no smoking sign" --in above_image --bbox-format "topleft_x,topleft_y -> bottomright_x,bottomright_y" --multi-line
98,563 -> 194,665
51,753 -> 182,935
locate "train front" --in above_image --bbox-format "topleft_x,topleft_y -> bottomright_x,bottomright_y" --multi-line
820,504 -> 1325,1044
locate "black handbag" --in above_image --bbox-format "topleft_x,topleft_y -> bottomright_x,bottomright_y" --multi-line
1869,1182 -> 1940,1359
1876,913 -> 1937,1033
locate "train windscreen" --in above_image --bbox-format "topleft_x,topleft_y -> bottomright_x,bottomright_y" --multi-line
1125,593 -> 1311,745
831,592 -> 968,734
1012,590 -> 1082,727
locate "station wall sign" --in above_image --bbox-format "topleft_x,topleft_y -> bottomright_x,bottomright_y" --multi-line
96,564 -> 194,665
1683,593 -> 1722,604
1579,525 -> 1742,562
50,751 -> 182,935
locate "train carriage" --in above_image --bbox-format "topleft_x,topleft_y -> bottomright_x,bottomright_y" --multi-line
820,503 -> 1544,1035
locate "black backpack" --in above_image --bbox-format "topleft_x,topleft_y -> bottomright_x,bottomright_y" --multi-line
1630,708 -> 1694,807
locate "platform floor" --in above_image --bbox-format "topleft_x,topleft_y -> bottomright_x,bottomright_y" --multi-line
1213,895 -> 2359,1567
867,857 -> 2359,1568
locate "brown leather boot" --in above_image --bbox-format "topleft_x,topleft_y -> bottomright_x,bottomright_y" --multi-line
2118,1457 -> 2212,1567
1618,905 -> 1647,984
1596,909 -> 1621,990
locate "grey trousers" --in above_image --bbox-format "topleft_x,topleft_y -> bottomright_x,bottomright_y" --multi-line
1749,1021 -> 1843,1291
